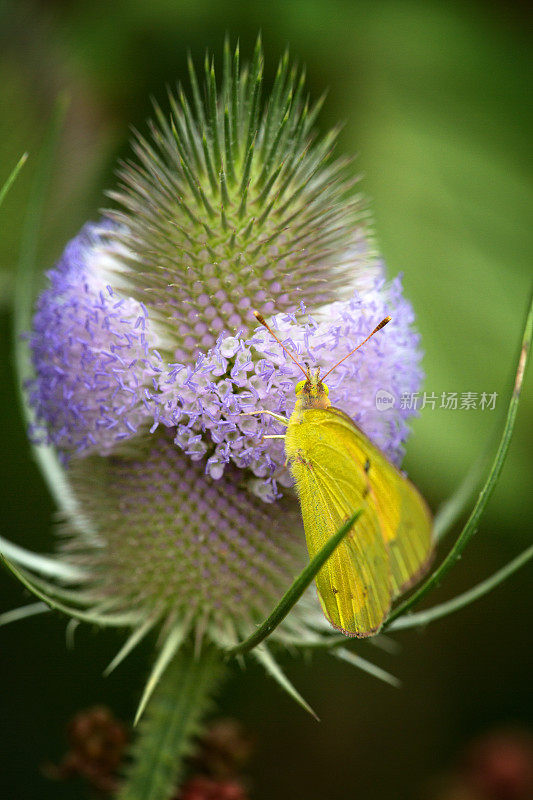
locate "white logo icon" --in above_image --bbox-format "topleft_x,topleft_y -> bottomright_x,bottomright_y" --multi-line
375,389 -> 395,411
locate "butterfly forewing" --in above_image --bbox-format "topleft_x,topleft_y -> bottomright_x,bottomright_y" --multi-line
286,411 -> 392,637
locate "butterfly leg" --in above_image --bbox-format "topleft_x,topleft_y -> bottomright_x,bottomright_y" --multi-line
239,410 -> 289,427
262,434 -> 286,439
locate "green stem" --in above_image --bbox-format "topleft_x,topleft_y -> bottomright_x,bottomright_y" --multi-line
13,95 -> 82,520
385,295 -> 532,627
389,544 -> 533,630
228,509 -> 362,656
117,646 -> 226,800
0,153 -> 27,209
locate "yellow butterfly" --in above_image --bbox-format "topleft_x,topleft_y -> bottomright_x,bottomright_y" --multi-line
252,311 -> 433,638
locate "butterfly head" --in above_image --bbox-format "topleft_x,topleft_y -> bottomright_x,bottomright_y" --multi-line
295,366 -> 331,410
252,310 -> 391,412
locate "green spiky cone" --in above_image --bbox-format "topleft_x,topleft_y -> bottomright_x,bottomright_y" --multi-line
107,37 -> 372,360
63,429 -> 309,649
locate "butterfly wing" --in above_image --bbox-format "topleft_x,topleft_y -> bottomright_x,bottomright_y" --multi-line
285,407 -> 433,635
325,408 -> 433,597
285,412 -> 392,637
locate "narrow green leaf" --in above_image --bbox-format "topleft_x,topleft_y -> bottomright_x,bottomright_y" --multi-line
12,95 -> 85,523
196,181 -> 216,218
206,62 -> 222,172
219,169 -> 230,210
231,42 -> 240,161
133,622 -> 190,726
0,153 -> 28,209
390,544 -> 533,631
65,618 -> 80,649
0,533 -> 84,581
333,648 -> 400,688
302,91 -> 328,138
175,87 -> 204,174
0,601 -> 48,627
228,509 -> 362,656
223,104 -> 236,184
222,35 -> 232,107
369,634 -> 401,655
104,615 -> 159,677
259,49 -> 290,161
187,53 -> 205,128
254,645 -> 318,720
238,134 -> 257,200
244,34 -> 263,156
201,132 -> 219,194
0,554 -> 138,627
386,295 -> 532,627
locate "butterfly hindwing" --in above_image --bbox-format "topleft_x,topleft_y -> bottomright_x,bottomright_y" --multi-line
286,412 -> 392,637
285,406 -> 433,635
326,408 -> 433,597
293,407 -> 433,600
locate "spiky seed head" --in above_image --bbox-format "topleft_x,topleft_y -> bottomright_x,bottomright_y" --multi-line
63,429 -> 311,646
106,38 -> 373,361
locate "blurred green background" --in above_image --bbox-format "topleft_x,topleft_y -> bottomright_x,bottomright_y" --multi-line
0,1 -> 531,798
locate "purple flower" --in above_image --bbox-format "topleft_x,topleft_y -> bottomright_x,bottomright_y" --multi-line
29,222 -> 163,455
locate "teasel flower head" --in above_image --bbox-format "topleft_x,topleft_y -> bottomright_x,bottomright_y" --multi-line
25,216 -> 422,650
8,40 -> 428,722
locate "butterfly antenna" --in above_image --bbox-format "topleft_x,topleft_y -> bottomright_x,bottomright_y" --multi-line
253,311 -> 308,378
321,316 -> 392,380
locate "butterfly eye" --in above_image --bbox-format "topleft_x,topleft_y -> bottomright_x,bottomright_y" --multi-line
295,379 -> 306,395
321,382 -> 329,396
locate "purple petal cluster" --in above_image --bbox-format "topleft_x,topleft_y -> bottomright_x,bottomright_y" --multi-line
152,272 -> 423,502
29,222 -> 162,455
